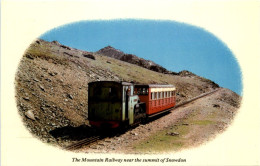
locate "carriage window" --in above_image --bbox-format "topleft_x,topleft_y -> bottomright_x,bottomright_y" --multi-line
135,87 -> 148,95
171,91 -> 174,96
154,92 -> 157,99
143,88 -> 147,94
134,88 -> 137,94
162,92 -> 164,98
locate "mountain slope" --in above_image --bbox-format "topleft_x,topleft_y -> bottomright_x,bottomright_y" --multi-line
15,39 -> 240,150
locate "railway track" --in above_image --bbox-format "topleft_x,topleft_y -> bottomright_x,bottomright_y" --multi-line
64,136 -> 101,150
64,88 -> 220,151
174,88 -> 219,109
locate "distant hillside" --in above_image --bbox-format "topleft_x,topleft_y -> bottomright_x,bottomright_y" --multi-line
15,39 -> 237,148
96,46 -> 177,74
96,45 -> 219,87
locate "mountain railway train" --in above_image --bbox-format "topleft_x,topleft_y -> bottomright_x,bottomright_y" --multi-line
88,81 -> 176,128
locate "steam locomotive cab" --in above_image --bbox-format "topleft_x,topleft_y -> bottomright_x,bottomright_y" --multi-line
88,81 -> 146,128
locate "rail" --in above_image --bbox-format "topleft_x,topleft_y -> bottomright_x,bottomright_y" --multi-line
64,136 -> 100,150
174,88 -> 219,109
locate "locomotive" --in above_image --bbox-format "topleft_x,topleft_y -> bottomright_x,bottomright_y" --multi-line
88,81 -> 176,128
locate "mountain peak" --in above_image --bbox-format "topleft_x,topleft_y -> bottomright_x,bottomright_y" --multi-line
96,46 -> 176,75
96,46 -> 125,59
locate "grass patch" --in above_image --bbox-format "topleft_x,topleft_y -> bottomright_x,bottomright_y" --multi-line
133,125 -> 190,153
133,119 -> 215,153
192,120 -> 214,125
25,45 -> 69,65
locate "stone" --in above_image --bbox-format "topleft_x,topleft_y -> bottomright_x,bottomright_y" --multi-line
33,78 -> 39,82
98,143 -> 105,146
45,78 -> 52,82
63,52 -> 73,57
82,54 -> 95,60
49,72 -> 57,76
26,54 -> 34,60
61,45 -> 71,50
67,94 -> 73,99
182,123 -> 189,126
131,132 -> 138,136
104,139 -> 112,143
213,104 -> 220,108
52,40 -> 61,45
90,146 -> 97,149
23,96 -> 30,101
25,110 -> 36,120
166,132 -> 179,136
39,85 -> 45,92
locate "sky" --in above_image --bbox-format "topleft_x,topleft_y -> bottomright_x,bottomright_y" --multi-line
40,20 -> 242,95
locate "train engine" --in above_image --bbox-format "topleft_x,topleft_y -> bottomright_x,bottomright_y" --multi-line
88,81 -> 176,128
88,81 -> 146,128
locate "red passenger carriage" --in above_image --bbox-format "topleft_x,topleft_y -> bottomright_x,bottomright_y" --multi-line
134,84 -> 176,116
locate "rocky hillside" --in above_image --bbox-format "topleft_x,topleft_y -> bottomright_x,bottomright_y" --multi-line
97,46 -> 176,74
15,39 -> 239,149
96,46 -> 219,86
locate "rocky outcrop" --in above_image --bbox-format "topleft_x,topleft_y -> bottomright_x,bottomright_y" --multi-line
96,46 -> 177,74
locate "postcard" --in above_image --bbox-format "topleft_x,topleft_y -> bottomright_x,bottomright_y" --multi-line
1,1 -> 260,166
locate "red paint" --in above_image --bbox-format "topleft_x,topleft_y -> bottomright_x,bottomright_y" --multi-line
138,87 -> 176,115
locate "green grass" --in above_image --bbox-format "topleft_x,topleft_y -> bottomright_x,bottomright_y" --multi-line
25,43 -> 69,65
133,125 -> 190,153
133,118 -> 215,153
192,120 -> 214,125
